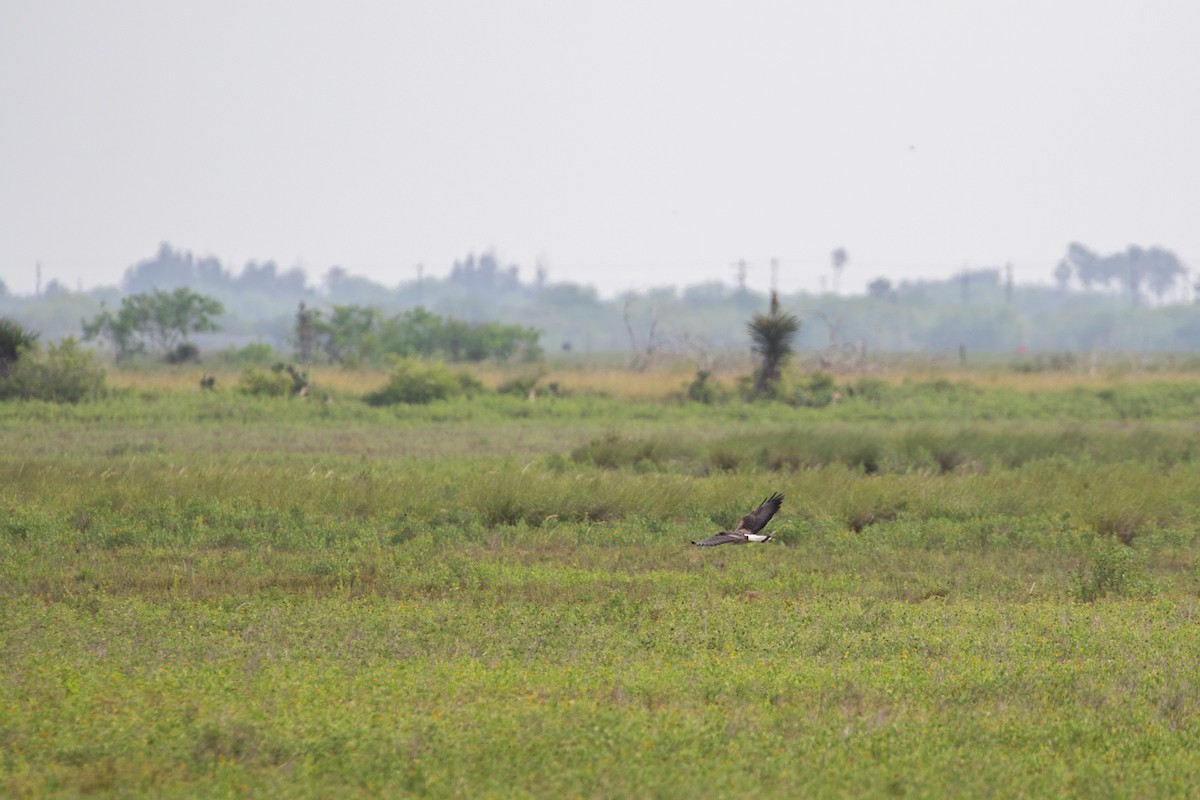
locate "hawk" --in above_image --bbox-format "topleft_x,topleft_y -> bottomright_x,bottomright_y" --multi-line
692,492 -> 783,546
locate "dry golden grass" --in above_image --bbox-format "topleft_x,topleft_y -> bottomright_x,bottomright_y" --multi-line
102,356 -> 1200,400
104,366 -> 218,392
105,361 -> 737,400
904,367 -> 1200,392
539,364 -> 719,399
106,366 -> 394,394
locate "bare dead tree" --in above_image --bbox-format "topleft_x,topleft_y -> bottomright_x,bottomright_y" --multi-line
623,296 -> 662,372
811,310 -> 865,373
678,331 -> 717,373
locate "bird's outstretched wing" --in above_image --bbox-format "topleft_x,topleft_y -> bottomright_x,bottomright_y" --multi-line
735,492 -> 783,535
692,532 -> 745,547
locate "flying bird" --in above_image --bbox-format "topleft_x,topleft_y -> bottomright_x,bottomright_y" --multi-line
692,492 -> 783,546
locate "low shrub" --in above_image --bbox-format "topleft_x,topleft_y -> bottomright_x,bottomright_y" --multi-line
790,371 -> 838,407
0,317 -> 39,378
238,365 -> 294,397
364,358 -> 485,406
1071,542 -> 1154,602
686,370 -> 723,404
0,336 -> 106,403
237,363 -> 310,398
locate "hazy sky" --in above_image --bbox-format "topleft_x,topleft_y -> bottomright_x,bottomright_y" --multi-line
2,0 -> 1198,297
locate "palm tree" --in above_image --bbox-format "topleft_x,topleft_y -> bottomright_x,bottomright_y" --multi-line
830,247 -> 848,294
747,292 -> 799,398
0,317 -> 38,379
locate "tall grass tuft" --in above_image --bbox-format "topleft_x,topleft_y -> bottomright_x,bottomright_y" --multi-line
1071,541 -> 1155,602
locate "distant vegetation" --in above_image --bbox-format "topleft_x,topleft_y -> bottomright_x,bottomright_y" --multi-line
3,241 -> 1199,360
306,304 -> 541,366
81,286 -> 223,363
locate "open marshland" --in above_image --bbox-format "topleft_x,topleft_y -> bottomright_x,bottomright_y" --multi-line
3,362 -> 1200,797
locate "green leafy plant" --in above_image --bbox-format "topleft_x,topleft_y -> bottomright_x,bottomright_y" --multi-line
82,288 -> 223,362
0,317 -> 39,378
309,305 -> 544,366
1071,542 -> 1153,602
747,292 -> 800,399
236,363 -> 310,398
363,358 -> 484,405
792,371 -> 838,407
0,336 -> 106,403
686,370 -> 721,404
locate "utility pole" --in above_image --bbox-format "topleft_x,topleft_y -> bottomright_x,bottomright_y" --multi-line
416,263 -> 424,308
732,259 -> 749,294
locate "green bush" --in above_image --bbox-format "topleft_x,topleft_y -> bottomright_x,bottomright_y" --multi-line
686,370 -> 722,404
0,336 -> 106,403
363,358 -> 485,406
0,317 -> 39,378
312,305 -> 544,365
792,371 -> 838,407
236,363 -> 310,397
736,371 -> 793,403
1071,542 -> 1154,602
237,365 -> 296,397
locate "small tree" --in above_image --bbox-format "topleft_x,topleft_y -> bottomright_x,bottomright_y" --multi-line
747,292 -> 800,399
830,247 -> 849,294
867,277 -> 895,301
82,288 -> 223,362
0,318 -> 39,378
623,295 -> 663,372
311,305 -> 381,366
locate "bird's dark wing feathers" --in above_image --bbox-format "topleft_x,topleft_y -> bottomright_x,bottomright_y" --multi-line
692,532 -> 745,547
736,492 -> 784,534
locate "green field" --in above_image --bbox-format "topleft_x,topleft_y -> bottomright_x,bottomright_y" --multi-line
4,368 -> 1200,797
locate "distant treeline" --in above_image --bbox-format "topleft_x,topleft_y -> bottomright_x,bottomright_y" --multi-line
301,305 -> 541,365
2,241 -> 1198,355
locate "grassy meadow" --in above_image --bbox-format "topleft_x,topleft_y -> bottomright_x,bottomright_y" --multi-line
4,359 -> 1200,797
